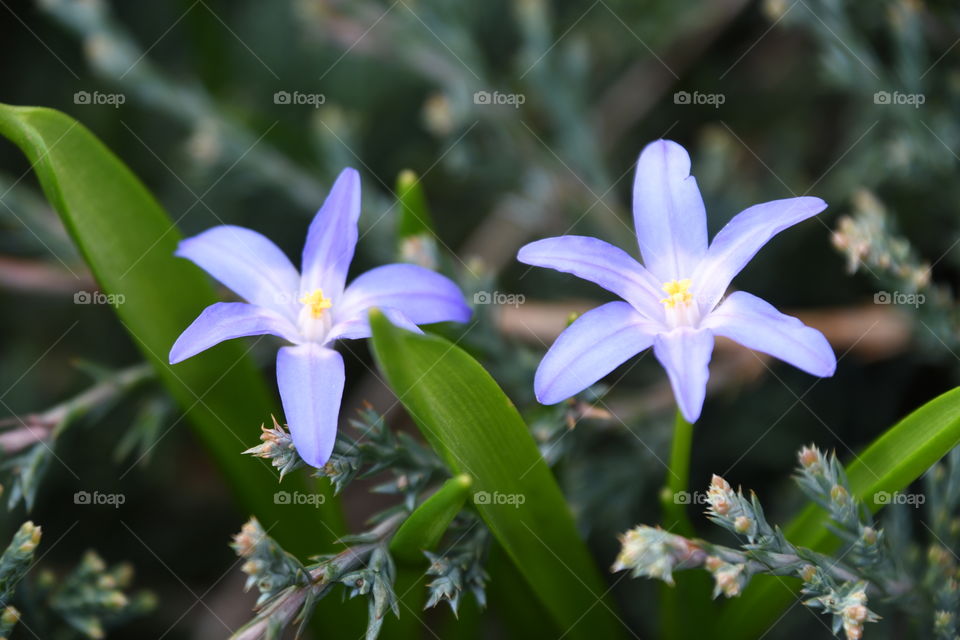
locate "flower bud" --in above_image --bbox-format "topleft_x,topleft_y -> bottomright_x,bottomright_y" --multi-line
798,446 -> 820,469
734,516 -> 752,534
830,485 -> 849,505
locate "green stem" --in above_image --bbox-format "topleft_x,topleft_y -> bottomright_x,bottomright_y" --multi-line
660,409 -> 694,536
659,410 -> 714,640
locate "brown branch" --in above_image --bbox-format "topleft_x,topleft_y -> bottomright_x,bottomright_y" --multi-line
0,256 -> 93,295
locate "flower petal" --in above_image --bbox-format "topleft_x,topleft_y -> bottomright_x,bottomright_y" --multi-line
632,140 -> 708,281
176,225 -> 301,319
534,301 -> 657,404
702,291 -> 836,377
301,168 -> 361,299
169,302 -> 300,364
276,344 -> 345,468
653,328 -> 714,423
518,236 -> 664,321
694,197 -> 828,308
336,263 -> 471,326
326,307 -> 423,343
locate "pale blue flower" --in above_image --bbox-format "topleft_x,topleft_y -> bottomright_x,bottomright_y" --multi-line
518,140 -> 836,422
170,168 -> 471,467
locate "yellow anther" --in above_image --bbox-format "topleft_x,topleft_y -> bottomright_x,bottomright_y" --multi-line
659,279 -> 693,309
300,289 -> 333,318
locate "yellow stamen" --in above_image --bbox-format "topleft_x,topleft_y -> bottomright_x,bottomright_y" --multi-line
300,289 -> 333,318
659,279 -> 693,309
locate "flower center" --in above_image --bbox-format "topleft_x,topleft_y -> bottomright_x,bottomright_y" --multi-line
298,289 -> 334,343
300,289 -> 333,318
659,279 -> 693,309
659,278 -> 701,329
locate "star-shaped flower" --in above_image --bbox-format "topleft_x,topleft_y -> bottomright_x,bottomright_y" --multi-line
518,140 -> 836,422
170,168 -> 471,466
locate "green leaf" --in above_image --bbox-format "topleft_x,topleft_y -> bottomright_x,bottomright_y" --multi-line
390,474 -> 472,564
396,169 -> 434,239
718,385 -> 960,638
0,104 -> 344,554
395,170 -> 440,270
369,309 -> 624,639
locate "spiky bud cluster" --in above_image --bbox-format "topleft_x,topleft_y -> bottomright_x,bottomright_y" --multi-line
613,526 -> 703,586
243,417 -> 306,480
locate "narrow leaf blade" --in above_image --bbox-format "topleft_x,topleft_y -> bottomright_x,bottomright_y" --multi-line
390,474 -> 472,564
369,309 -> 623,639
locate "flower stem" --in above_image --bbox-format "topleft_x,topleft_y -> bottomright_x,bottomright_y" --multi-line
661,409 -> 694,536
659,410 -> 711,640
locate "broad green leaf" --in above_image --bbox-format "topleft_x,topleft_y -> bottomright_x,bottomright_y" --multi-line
369,310 -> 623,639
0,104 -> 344,555
390,474 -> 472,564
718,385 -> 960,638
